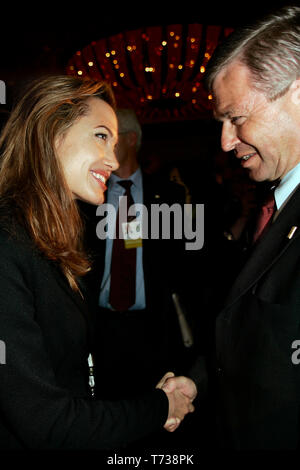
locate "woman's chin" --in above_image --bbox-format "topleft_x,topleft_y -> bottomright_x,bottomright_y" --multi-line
75,193 -> 104,206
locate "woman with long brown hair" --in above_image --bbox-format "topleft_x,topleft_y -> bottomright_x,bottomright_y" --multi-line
0,75 -> 196,450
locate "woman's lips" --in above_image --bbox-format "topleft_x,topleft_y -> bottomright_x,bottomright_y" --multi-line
90,170 -> 108,191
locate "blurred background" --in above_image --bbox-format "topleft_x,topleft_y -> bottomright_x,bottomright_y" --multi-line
0,0 -> 297,184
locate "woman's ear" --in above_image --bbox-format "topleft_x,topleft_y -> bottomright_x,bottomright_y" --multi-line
54,132 -> 64,152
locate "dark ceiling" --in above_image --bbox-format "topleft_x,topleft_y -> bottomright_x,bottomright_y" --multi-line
1,0 -> 296,86
0,0 -> 298,167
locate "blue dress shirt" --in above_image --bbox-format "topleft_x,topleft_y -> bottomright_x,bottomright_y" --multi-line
274,162 -> 300,216
99,168 -> 146,310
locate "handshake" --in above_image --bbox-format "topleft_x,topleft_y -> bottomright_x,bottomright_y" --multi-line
156,372 -> 197,432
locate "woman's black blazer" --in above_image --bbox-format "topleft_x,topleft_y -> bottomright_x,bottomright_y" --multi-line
0,217 -> 168,450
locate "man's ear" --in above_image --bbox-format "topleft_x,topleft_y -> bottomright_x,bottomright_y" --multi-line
127,130 -> 138,148
290,78 -> 300,105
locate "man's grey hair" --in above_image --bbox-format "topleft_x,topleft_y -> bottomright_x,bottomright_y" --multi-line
116,108 -> 142,150
205,6 -> 300,101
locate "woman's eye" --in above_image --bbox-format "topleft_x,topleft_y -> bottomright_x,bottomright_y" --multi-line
95,133 -> 108,141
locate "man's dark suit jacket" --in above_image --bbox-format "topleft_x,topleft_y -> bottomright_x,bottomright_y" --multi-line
0,213 -> 168,450
211,184 -> 300,449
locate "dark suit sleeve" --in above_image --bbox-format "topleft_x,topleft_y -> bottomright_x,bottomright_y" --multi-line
0,230 -> 168,450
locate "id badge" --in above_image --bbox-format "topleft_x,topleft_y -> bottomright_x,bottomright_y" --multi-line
121,220 -> 143,248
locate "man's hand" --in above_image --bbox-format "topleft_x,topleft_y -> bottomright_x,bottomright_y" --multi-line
156,372 -> 197,432
161,374 -> 197,401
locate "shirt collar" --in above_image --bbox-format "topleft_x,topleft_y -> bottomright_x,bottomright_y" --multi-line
274,162 -> 300,211
108,167 -> 142,191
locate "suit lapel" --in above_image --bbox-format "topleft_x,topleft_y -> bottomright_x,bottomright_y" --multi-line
50,260 -> 97,345
78,199 -> 107,287
224,185 -> 300,309
49,261 -> 88,313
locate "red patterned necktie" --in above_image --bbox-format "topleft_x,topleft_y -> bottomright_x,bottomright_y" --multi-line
253,188 -> 276,244
109,180 -> 136,311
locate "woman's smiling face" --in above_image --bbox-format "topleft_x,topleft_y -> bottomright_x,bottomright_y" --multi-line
55,97 -> 119,205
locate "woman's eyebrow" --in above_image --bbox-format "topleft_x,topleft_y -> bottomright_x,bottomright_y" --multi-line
93,125 -> 113,137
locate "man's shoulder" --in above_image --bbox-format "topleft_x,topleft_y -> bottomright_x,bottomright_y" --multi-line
275,182 -> 300,228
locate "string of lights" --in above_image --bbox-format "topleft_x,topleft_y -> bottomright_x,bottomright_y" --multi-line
66,24 -> 233,123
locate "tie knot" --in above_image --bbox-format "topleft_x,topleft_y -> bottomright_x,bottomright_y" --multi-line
263,189 -> 276,210
253,187 -> 276,243
118,180 -> 133,192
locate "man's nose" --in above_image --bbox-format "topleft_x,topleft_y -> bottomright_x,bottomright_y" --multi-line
221,121 -> 239,152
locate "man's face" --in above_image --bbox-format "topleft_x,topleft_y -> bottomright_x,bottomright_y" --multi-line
212,61 -> 300,182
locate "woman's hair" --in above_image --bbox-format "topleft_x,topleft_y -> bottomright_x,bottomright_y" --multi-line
0,75 -> 116,292
205,5 -> 300,100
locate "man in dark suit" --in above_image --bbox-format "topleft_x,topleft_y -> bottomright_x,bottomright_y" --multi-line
197,5 -> 300,449
81,109 -> 193,402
